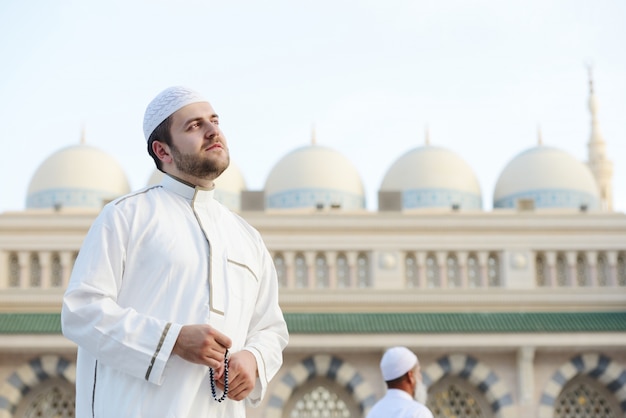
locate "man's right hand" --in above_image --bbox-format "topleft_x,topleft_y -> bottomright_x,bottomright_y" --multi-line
172,324 -> 232,374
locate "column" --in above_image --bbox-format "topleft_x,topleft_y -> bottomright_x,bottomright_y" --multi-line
60,251 -> 75,287
39,251 -> 52,289
477,251 -> 489,287
565,251 -> 578,287
416,252 -> 426,288
304,251 -> 316,289
18,251 -> 30,289
545,251 -> 557,288
517,346 -> 536,418
0,251 -> 8,288
436,251 -> 446,288
327,251 -> 337,288
346,251 -> 358,288
606,251 -> 618,287
457,251 -> 468,288
586,251 -> 598,287
282,251 -> 295,289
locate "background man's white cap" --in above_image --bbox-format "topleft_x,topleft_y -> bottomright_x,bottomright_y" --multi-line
143,86 -> 207,141
380,346 -> 418,381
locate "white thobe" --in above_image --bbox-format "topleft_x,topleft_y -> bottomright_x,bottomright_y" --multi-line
62,175 -> 289,418
366,389 -> 434,418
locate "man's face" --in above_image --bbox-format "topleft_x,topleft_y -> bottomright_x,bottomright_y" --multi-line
168,101 -> 230,181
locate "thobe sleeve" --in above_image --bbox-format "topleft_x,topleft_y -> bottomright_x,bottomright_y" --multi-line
242,240 -> 289,406
61,205 -> 181,385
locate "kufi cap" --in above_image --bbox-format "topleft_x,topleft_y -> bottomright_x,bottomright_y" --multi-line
380,346 -> 418,381
143,86 -> 207,141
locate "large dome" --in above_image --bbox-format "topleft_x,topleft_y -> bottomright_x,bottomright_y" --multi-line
264,144 -> 365,210
380,145 -> 482,209
27,144 -> 130,209
493,145 -> 600,209
147,161 -> 246,211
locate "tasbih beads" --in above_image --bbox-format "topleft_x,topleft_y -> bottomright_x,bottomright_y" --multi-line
209,349 -> 229,402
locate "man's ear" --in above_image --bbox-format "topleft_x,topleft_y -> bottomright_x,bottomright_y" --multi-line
152,141 -> 173,164
407,370 -> 416,386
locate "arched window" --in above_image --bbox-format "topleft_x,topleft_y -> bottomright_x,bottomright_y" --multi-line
283,377 -> 359,418
427,376 -> 492,418
51,253 -> 63,287
426,254 -> 439,288
14,378 -> 75,418
536,253 -> 547,287
315,253 -> 329,288
9,252 -> 20,287
596,253 -> 609,287
446,254 -> 460,288
336,253 -> 350,288
405,254 -> 419,288
556,253 -> 568,287
576,254 -> 588,287
467,254 -> 480,288
273,253 -> 287,288
30,253 -> 41,287
356,253 -> 370,288
487,253 -> 500,287
295,253 -> 308,289
554,375 -> 620,418
618,253 -> 626,286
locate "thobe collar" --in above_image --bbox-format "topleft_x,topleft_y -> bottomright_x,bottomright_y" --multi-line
386,388 -> 414,401
161,173 -> 215,204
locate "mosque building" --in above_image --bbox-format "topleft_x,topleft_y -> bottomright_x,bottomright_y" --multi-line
0,77 -> 624,418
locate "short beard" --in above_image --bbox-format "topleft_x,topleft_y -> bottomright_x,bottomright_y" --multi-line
171,144 -> 229,180
414,380 -> 428,405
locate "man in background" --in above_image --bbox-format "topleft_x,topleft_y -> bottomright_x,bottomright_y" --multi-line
367,346 -> 434,418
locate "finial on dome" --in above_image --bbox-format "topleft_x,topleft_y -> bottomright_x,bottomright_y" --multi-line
424,124 -> 430,145
537,125 -> 543,146
80,125 -> 86,145
311,123 -> 317,145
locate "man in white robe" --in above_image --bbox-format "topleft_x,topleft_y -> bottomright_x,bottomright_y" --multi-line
62,86 -> 289,417
366,346 -> 434,418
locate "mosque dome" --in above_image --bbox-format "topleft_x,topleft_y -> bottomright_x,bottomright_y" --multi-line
147,161 -> 247,211
264,144 -> 365,210
493,145 -> 600,209
380,145 -> 482,209
26,143 -> 130,210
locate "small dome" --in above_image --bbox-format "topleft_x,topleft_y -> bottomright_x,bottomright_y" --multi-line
380,145 -> 482,209
264,144 -> 365,210
27,144 -> 130,209
493,145 -> 600,209
147,161 -> 246,211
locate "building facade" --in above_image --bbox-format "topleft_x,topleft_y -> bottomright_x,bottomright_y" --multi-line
0,78 -> 624,418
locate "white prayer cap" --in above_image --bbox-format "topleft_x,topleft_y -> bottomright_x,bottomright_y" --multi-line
380,346 -> 418,381
143,86 -> 207,141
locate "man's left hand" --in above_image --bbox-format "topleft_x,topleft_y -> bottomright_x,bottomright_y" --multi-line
216,350 -> 258,401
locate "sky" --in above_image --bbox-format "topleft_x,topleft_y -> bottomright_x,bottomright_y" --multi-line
1,0 -> 625,213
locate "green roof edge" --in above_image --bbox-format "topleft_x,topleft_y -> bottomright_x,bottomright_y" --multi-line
1,312 -> 625,335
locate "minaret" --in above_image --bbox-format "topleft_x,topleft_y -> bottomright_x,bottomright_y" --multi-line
586,67 -> 614,210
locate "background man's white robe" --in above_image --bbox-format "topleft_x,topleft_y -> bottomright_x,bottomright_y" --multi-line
62,175 -> 289,417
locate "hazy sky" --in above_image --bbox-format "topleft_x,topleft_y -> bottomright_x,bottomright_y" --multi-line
1,0 -> 625,213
